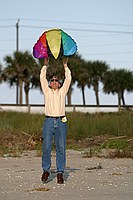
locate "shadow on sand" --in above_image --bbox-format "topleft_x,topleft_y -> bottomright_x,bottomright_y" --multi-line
42,167 -> 80,183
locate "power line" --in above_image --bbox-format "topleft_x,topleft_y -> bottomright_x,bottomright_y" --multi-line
107,60 -> 133,64
84,51 -> 133,56
0,19 -> 133,67
0,18 -> 17,21
21,25 -> 133,35
0,25 -> 15,28
1,17 -> 133,28
0,22 -> 133,35
18,18 -> 133,28
80,42 -> 133,48
0,39 -> 14,42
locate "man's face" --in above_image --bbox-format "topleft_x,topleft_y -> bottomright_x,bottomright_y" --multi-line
50,77 -> 60,90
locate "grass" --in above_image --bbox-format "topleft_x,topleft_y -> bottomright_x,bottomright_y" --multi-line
67,111 -> 133,139
0,110 -> 133,157
102,139 -> 128,150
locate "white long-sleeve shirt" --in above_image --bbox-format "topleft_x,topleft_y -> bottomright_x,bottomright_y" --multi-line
40,65 -> 72,116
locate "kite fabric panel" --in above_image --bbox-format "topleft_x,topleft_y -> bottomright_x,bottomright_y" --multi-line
33,28 -> 78,59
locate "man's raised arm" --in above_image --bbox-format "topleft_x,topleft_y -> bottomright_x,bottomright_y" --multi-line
40,58 -> 49,94
61,57 -> 72,95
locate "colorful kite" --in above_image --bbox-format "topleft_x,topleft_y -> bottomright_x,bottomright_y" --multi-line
33,28 -> 78,59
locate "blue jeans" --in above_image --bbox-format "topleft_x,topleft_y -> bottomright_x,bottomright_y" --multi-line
42,117 -> 68,174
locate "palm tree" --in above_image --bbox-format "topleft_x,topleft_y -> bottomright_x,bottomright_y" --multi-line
87,60 -> 109,106
38,54 -> 85,105
37,57 -> 69,104
0,63 -> 3,83
4,51 -> 38,104
4,51 -> 23,104
68,54 -> 87,105
22,52 -> 39,105
76,61 -> 90,105
103,68 -> 133,107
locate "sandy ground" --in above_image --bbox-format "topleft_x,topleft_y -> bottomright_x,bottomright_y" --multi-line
0,150 -> 133,200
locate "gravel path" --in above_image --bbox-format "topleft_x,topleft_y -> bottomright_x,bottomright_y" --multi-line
0,150 -> 133,200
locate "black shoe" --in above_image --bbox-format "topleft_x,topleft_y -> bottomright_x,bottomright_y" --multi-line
41,171 -> 50,182
57,173 -> 64,184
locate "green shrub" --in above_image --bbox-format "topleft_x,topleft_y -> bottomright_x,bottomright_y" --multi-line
102,139 -> 128,150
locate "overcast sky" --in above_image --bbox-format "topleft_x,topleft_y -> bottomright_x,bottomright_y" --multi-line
0,0 -> 133,105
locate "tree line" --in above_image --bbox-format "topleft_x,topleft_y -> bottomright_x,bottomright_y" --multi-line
0,50 -> 133,107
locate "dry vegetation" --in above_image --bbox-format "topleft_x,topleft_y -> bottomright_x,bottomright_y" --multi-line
0,111 -> 133,157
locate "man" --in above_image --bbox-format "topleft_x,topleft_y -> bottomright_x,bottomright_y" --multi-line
40,57 -> 72,184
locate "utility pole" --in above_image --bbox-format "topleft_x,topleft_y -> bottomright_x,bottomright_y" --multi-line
16,19 -> 19,51
16,19 -> 19,104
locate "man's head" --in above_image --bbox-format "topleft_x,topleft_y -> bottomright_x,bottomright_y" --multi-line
49,76 -> 61,90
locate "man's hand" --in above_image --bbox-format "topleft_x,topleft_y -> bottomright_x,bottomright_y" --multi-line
63,57 -> 68,68
44,58 -> 49,66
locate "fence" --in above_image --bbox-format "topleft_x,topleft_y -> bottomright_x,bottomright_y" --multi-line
0,104 -> 133,114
